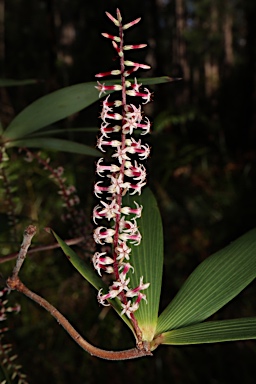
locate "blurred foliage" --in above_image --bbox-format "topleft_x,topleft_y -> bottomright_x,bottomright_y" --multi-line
1,0 -> 256,383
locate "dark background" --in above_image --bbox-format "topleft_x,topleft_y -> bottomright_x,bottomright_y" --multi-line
1,0 -> 256,383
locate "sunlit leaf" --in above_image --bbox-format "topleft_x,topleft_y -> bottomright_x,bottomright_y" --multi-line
156,229 -> 256,335
160,318 -> 256,345
124,188 -> 164,341
6,138 -> 100,156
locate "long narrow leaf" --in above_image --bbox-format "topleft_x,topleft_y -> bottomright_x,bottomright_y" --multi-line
3,82 -> 100,140
160,318 -> 256,344
6,138 -> 100,156
124,188 -> 164,341
50,230 -> 133,331
26,127 -> 98,137
3,77 -> 175,140
156,229 -> 256,334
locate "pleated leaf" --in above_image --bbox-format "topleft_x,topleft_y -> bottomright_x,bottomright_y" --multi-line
6,138 -> 100,156
160,317 -> 256,345
156,229 -> 256,335
2,77 -> 171,141
50,230 -> 133,331
124,188 -> 164,341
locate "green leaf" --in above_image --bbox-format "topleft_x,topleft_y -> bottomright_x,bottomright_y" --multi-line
3,82 -> 101,140
50,229 -> 103,290
6,137 -> 100,156
26,127 -> 98,137
2,76 -> 175,141
137,76 -> 181,86
160,318 -> 256,345
49,230 -> 133,331
104,76 -> 180,87
0,78 -> 39,87
156,229 -> 256,335
124,188 -> 164,341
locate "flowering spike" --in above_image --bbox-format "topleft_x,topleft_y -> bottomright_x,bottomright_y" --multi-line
93,9 -> 151,331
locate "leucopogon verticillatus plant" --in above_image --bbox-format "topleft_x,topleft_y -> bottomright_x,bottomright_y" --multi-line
92,9 -> 151,337
6,7 -> 256,365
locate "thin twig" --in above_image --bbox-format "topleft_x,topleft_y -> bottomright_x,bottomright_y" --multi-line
11,225 -> 37,278
6,226 -> 152,360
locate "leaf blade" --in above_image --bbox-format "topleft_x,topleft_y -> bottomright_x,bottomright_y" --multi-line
25,127 -> 98,137
156,229 -> 256,334
3,82 -> 100,140
160,318 -> 256,345
50,230 -> 133,331
124,188 -> 164,341
7,137 -> 100,156
3,77 -> 175,140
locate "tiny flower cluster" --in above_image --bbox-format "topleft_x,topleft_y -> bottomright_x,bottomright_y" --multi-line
0,288 -> 28,384
92,9 -> 151,320
0,288 -> 21,322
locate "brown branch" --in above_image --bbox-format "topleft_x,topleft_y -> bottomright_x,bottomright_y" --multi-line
6,226 -> 152,360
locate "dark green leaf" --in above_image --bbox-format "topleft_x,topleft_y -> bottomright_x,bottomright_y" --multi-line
50,230 -> 133,331
3,82 -> 100,140
104,76 -> 180,87
2,76 -> 174,141
160,318 -> 256,344
26,127 -> 98,137
156,229 -> 256,334
6,138 -> 100,156
137,76 -> 181,86
51,230 -> 102,290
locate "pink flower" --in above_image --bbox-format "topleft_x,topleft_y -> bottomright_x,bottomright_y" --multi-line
99,199 -> 119,221
116,241 -> 132,261
93,227 -> 115,244
120,201 -> 143,218
121,301 -> 139,318
96,158 -> 120,177
92,252 -> 114,276
95,81 -> 122,97
126,277 -> 150,298
94,181 -> 109,198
